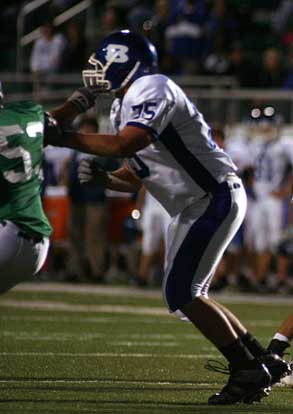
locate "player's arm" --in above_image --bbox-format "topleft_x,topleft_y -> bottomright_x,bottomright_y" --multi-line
59,125 -> 152,158
79,159 -> 142,192
44,87 -> 100,146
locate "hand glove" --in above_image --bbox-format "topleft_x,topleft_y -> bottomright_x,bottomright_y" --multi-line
78,158 -> 109,186
67,86 -> 101,113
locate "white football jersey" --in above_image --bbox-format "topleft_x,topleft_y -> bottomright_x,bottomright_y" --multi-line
110,74 -> 236,216
253,136 -> 293,197
225,136 -> 254,172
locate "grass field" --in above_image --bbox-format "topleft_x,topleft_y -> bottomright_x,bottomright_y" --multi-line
0,282 -> 292,414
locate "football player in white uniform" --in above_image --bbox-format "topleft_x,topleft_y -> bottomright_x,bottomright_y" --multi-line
247,107 -> 293,290
53,30 -> 290,404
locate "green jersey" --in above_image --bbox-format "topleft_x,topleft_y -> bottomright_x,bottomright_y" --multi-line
0,101 -> 52,237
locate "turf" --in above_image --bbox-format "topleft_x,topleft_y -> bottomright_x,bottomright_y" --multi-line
0,282 -> 292,414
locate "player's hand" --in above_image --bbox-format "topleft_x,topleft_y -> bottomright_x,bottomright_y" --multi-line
78,158 -> 109,186
67,86 -> 101,113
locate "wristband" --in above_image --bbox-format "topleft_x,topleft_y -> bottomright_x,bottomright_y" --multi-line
67,87 -> 97,113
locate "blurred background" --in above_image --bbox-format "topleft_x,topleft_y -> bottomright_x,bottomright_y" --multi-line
1,0 -> 293,294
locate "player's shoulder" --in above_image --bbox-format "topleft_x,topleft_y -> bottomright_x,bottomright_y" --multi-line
125,74 -> 177,102
5,100 -> 42,111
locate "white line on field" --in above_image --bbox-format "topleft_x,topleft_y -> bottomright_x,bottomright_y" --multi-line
108,341 -> 179,347
1,299 -> 292,317
0,315 -> 174,324
11,282 -> 293,305
1,331 -> 105,341
0,300 -> 169,315
1,331 -> 179,340
0,378 -> 217,387
0,331 -> 269,343
0,352 -> 222,359
0,315 -> 281,328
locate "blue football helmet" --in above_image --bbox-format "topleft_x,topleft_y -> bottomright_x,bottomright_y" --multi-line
82,30 -> 158,92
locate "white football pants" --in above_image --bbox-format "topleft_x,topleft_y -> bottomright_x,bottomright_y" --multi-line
163,174 -> 247,313
0,221 -> 49,294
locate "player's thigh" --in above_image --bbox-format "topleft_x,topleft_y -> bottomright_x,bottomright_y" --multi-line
163,183 -> 246,311
0,221 -> 22,266
163,197 -> 211,309
0,222 -> 49,294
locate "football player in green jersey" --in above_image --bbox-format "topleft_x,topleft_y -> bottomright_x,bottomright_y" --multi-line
0,80 -> 99,294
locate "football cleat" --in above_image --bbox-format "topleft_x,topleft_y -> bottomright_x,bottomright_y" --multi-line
280,362 -> 293,386
258,352 -> 292,385
206,360 -> 272,405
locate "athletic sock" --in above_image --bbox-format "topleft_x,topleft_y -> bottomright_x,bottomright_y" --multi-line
241,331 -> 267,357
219,338 -> 254,370
268,335 -> 290,357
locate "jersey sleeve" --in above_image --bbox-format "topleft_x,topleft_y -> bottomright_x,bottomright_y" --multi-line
122,76 -> 176,139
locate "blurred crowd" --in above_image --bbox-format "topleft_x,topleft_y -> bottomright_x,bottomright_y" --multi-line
1,0 -> 293,89
26,0 -> 293,90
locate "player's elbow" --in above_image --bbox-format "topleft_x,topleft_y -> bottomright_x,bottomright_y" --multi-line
115,141 -> 137,158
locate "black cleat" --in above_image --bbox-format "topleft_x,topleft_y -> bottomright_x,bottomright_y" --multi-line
258,352 -> 292,385
242,353 -> 291,403
207,361 -> 272,405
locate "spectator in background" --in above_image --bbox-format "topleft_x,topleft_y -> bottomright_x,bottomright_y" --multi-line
257,47 -> 286,88
165,0 -> 208,74
143,0 -> 171,73
226,43 -> 259,87
204,0 -> 239,72
127,0 -> 155,32
203,28 -> 230,75
283,46 -> 293,89
64,118 -> 117,283
63,21 -> 87,72
96,1 -> 127,43
30,22 -> 67,94
272,0 -> 293,47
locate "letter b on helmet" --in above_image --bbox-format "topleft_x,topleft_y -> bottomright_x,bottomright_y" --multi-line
105,44 -> 129,63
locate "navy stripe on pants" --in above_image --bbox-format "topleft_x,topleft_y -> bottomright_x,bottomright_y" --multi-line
165,183 -> 232,311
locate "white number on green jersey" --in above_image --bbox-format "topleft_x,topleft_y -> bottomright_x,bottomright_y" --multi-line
0,122 -> 43,183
